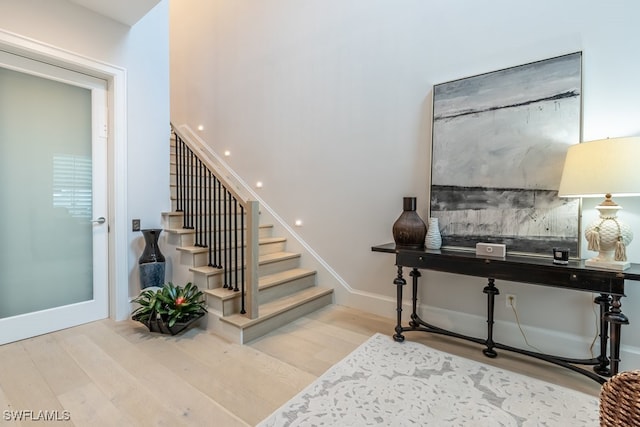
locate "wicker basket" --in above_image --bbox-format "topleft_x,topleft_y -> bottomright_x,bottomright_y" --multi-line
600,370 -> 640,426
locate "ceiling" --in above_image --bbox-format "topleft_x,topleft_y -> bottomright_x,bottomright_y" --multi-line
68,0 -> 161,26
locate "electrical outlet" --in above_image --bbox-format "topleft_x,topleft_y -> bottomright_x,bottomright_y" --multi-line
132,219 -> 141,232
506,294 -> 516,309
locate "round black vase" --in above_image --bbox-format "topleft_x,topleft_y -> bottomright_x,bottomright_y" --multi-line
139,229 -> 166,289
392,197 -> 427,249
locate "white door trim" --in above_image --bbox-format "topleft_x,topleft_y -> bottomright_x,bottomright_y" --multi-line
0,29 -> 130,321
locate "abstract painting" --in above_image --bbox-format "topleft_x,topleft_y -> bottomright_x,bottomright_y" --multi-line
430,52 -> 582,256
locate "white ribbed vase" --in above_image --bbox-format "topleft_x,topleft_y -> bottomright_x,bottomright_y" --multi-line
425,217 -> 442,250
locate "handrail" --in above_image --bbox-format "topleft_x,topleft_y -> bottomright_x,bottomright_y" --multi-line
171,124 -> 259,319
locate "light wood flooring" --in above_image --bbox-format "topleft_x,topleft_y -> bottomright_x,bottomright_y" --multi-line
0,305 -> 601,426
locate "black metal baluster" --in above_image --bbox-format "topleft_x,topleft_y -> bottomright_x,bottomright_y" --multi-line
184,148 -> 191,229
222,189 -> 228,288
240,205 -> 246,314
190,149 -> 196,231
208,170 -> 213,267
227,191 -> 232,290
171,130 -> 249,314
194,157 -> 199,244
174,132 -> 182,213
218,179 -> 223,269
180,138 -> 187,218
198,158 -> 204,246
215,178 -> 221,268
233,198 -> 239,292
201,159 -> 206,248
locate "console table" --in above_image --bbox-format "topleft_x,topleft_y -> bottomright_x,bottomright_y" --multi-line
372,243 -> 640,384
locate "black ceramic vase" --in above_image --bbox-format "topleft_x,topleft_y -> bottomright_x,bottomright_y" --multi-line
392,197 -> 427,249
139,229 -> 166,289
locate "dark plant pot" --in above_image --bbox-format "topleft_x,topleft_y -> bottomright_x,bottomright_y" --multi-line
135,312 -> 205,336
392,197 -> 427,249
139,229 -> 166,289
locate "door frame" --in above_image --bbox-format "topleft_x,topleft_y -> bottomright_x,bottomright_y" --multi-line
0,29 -> 129,321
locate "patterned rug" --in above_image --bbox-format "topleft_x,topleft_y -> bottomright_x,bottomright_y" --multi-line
258,333 -> 599,426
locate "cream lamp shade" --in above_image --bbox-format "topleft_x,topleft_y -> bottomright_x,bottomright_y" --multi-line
558,137 -> 640,270
558,137 -> 640,200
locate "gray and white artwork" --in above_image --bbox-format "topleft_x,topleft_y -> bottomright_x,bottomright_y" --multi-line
430,52 -> 582,256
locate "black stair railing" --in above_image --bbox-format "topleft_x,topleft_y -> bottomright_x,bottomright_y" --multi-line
172,126 -> 259,318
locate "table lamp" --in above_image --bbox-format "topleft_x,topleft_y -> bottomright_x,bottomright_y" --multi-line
558,137 -> 640,270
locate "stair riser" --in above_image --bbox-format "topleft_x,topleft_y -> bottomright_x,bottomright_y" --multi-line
260,227 -> 273,239
166,231 -> 195,247
165,214 -> 185,229
170,185 -> 239,201
203,272 -> 317,316
239,293 -> 333,344
169,211 -> 247,224
193,260 -> 302,290
200,271 -> 239,290
169,231 -> 271,248
260,241 -> 286,255
165,226 -> 268,236
259,274 -> 316,305
186,254 -> 237,270
163,214 -> 273,239
205,291 -> 241,316
179,241 -> 287,269
170,174 -> 242,189
259,257 -> 301,276
181,251 -> 211,268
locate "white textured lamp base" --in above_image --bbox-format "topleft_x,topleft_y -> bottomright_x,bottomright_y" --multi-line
585,258 -> 631,271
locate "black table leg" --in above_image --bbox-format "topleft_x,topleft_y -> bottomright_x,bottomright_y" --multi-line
594,293 -> 611,376
604,295 -> 629,376
483,278 -> 499,358
409,268 -> 421,328
393,265 -> 406,342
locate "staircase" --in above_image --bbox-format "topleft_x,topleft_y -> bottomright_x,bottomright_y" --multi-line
163,127 -> 333,344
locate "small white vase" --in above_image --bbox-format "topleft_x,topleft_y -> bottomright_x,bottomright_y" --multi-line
425,217 -> 442,250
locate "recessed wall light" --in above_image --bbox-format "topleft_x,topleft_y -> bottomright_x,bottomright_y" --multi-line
256,181 -> 263,188
197,125 -> 204,131
294,219 -> 303,227
224,150 -> 231,157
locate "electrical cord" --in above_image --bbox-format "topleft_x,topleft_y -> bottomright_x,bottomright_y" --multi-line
509,294 -> 600,358
508,296 -> 544,354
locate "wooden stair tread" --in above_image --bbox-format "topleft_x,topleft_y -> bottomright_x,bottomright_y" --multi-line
220,287 -> 333,329
259,236 -> 286,244
204,286 -> 241,301
190,251 -> 301,275
259,251 -> 301,264
176,245 -> 208,254
203,268 -> 316,300
164,227 -> 195,235
260,268 -> 315,289
176,237 -> 287,254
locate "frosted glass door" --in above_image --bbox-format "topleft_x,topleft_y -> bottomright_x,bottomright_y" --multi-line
0,51 -> 108,344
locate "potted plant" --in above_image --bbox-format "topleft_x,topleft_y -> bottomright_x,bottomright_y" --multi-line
131,282 -> 207,335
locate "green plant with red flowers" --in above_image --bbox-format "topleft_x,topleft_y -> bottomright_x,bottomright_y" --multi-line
132,282 -> 207,330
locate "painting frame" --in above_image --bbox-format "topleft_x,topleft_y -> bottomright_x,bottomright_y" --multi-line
429,52 -> 582,257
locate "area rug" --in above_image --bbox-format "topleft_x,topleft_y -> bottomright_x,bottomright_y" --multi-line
257,333 -> 599,426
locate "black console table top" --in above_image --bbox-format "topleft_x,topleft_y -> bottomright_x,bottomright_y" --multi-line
373,243 -> 640,295
372,243 -> 640,384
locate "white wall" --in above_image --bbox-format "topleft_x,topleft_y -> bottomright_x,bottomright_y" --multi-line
170,0 -> 640,369
0,0 -> 171,316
